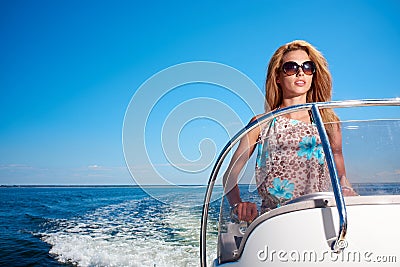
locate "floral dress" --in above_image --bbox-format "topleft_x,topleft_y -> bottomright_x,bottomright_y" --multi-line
255,116 -> 330,213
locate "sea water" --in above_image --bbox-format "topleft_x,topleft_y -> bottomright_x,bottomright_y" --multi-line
0,186 -> 221,267
1,184 -> 398,266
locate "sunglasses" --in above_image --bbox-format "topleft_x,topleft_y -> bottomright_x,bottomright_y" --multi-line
282,61 -> 316,76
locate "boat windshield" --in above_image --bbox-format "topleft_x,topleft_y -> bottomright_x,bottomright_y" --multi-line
200,100 -> 400,266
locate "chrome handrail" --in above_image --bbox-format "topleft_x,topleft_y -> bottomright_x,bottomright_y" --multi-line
200,98 -> 400,267
311,105 -> 347,252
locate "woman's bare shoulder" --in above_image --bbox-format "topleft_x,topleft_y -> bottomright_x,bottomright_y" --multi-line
249,113 -> 268,123
245,113 -> 271,139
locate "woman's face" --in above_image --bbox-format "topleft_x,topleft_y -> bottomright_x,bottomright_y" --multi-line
277,49 -> 314,101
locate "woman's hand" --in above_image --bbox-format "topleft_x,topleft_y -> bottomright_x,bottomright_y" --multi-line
232,202 -> 258,223
340,175 -> 359,196
342,186 -> 359,196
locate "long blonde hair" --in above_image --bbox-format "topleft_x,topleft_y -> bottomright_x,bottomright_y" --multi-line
265,40 -> 339,124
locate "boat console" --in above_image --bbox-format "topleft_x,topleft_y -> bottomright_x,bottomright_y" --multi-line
201,99 -> 400,266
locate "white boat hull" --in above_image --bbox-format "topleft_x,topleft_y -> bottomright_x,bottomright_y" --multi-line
216,196 -> 400,266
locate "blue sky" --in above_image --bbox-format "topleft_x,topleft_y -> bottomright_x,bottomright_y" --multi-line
1,0 -> 399,185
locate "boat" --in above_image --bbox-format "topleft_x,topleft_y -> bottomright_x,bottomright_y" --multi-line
200,99 -> 400,266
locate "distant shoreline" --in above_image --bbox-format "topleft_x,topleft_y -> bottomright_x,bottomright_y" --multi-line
0,184 -> 212,188
2,183 -> 399,189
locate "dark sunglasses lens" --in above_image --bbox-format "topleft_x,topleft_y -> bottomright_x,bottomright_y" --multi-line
302,61 -> 315,75
282,62 -> 298,75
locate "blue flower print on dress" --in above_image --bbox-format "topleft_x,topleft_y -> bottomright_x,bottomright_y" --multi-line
297,136 -> 317,160
256,141 -> 269,168
314,144 -> 325,165
268,177 -> 295,200
297,136 -> 325,165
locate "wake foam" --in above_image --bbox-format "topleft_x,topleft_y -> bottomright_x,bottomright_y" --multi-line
40,197 -> 218,266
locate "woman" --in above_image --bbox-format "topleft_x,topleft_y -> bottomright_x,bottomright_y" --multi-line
224,40 -> 357,223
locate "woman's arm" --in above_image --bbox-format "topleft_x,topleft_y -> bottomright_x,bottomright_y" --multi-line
223,117 -> 261,222
328,122 -> 358,196
328,122 -> 346,178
